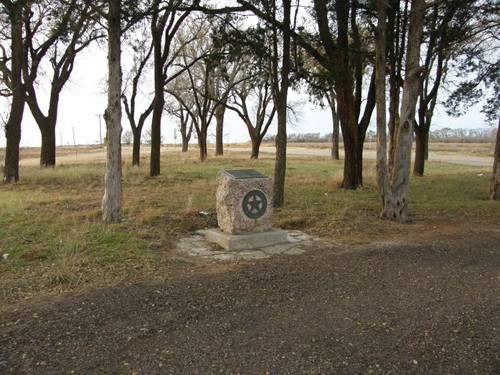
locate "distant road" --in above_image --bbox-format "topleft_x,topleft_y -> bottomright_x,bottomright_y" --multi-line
226,145 -> 493,168
17,144 -> 492,168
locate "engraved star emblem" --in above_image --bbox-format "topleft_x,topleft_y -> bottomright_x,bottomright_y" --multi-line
248,196 -> 262,213
242,190 -> 268,219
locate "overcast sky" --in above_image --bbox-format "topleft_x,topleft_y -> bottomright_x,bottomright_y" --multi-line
0,44 -> 491,149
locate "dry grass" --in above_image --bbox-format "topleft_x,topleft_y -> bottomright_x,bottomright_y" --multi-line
0,146 -> 499,304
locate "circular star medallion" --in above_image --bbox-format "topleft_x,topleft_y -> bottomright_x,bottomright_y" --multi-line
242,190 -> 268,219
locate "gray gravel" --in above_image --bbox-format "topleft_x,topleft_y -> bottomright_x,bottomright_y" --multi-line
1,233 -> 499,374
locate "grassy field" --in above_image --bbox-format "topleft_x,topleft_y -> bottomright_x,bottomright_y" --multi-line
1,146 -> 498,304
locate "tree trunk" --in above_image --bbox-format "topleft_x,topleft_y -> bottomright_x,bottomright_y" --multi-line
40,121 -> 56,167
414,90 -> 431,176
330,99 -> 340,160
356,72 -> 376,186
198,130 -> 208,161
334,0 -> 361,189
102,0 -> 123,223
375,0 -> 389,209
413,127 -> 426,176
388,85 -> 400,173
180,117 -> 191,152
424,131 -> 429,161
331,131 -> 340,160
272,0 -> 291,208
387,0 -> 407,174
490,118 -> 500,200
149,93 -> 163,176
339,132 -> 360,189
132,127 -> 141,166
4,103 -> 23,183
273,0 -> 291,207
356,134 -> 365,186
3,4 -> 24,184
215,103 -> 225,156
336,85 -> 360,189
149,4 -> 165,177
383,0 -> 424,222
26,88 -> 61,168
251,136 -> 261,159
182,138 -> 189,152
273,102 -> 287,207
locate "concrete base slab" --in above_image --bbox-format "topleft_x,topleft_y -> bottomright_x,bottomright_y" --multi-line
202,228 -> 289,251
176,230 -> 327,261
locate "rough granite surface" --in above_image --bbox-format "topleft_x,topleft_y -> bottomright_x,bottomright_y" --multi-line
216,171 -> 273,234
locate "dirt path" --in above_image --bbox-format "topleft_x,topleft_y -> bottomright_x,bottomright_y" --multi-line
227,146 -> 493,167
1,231 -> 500,374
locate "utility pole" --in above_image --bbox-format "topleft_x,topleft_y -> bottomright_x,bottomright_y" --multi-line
59,131 -> 63,146
72,126 -> 78,159
95,114 -> 103,145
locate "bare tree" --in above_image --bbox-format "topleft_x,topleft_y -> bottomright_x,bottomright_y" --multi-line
167,58 -> 217,160
387,0 -> 408,173
178,105 -> 193,152
205,15 -> 247,157
149,0 -> 195,176
325,89 -> 340,160
213,58 -> 245,156
213,66 -> 229,156
382,0 -> 425,222
239,0 -> 377,189
22,0 -> 101,167
102,0 -> 123,223
491,119 -> 500,200
0,0 -> 25,183
225,67 -> 276,159
122,129 -> 133,144
375,0 -> 388,209
165,19 -> 214,161
293,52 -> 340,161
414,0 -> 498,176
166,17 -> 243,161
121,2 -> 201,168
121,20 -> 154,166
164,96 -> 193,152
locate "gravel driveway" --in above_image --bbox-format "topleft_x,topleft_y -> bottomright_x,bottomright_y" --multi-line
1,233 -> 499,374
